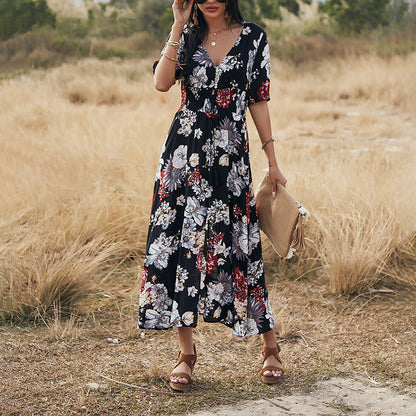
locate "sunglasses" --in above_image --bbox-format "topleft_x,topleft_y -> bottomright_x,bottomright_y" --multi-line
196,0 -> 226,4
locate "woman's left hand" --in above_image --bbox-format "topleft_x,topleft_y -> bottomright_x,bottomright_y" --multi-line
269,165 -> 287,197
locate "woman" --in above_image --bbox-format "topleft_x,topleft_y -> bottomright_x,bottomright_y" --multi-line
138,0 -> 287,391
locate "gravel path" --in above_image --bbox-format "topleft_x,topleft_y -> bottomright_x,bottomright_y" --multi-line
190,376 -> 416,416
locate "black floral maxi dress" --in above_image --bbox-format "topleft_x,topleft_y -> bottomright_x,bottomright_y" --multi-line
138,22 -> 276,337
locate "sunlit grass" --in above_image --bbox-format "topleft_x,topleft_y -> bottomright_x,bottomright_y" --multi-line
0,52 -> 415,321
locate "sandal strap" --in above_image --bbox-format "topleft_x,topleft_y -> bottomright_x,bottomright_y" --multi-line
262,344 -> 283,365
173,344 -> 197,372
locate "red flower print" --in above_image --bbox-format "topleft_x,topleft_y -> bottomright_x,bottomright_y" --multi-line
233,267 -> 247,302
208,232 -> 224,250
140,268 -> 148,292
233,205 -> 242,217
188,167 -> 202,185
257,80 -> 270,102
196,247 -> 204,273
158,171 -> 169,199
251,285 -> 265,308
179,86 -> 186,111
246,191 -> 251,224
216,88 -> 233,108
206,252 -> 218,275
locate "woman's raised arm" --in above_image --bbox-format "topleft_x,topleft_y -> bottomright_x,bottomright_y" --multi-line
154,0 -> 194,92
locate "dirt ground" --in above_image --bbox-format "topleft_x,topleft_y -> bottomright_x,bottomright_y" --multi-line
191,376 -> 416,415
1,276 -> 416,416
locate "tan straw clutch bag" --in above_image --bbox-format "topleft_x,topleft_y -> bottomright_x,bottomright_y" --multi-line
255,173 -> 309,258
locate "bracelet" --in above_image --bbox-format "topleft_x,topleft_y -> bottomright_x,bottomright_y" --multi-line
261,136 -> 275,150
162,52 -> 179,64
166,40 -> 180,48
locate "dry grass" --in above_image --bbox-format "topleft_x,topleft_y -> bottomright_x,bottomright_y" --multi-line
0,52 -> 415,321
0,279 -> 415,415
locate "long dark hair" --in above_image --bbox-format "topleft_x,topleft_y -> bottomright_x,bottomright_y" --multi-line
179,0 -> 244,77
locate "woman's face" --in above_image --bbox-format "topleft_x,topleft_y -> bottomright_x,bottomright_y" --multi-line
197,0 -> 227,21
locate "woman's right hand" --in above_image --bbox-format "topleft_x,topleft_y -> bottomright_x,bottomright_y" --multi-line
172,0 -> 194,27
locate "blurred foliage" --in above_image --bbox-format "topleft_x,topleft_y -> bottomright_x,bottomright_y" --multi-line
0,0 -> 56,41
0,0 -> 415,75
318,0 -> 412,34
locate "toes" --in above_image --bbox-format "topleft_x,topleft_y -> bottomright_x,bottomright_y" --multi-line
178,377 -> 189,384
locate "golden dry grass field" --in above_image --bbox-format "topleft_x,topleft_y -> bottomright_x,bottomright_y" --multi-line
0,52 -> 416,415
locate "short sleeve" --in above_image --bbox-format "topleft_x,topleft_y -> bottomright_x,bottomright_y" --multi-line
248,30 -> 271,105
152,31 -> 187,81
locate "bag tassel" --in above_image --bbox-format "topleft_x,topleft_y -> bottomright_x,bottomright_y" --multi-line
292,214 -> 306,250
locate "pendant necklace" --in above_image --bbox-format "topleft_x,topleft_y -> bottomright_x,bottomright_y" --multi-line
209,25 -> 229,47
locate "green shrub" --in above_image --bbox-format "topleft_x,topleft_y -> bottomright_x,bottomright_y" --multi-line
0,0 -> 56,41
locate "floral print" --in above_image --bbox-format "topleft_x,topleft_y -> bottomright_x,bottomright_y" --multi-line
138,23 -> 275,337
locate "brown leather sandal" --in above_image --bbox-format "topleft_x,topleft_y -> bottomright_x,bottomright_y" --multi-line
261,343 -> 285,384
169,344 -> 197,392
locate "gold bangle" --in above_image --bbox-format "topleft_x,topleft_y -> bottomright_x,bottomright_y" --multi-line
166,41 -> 180,48
162,52 -> 179,63
261,136 -> 275,150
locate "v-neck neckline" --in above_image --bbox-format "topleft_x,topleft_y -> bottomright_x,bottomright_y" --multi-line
202,22 -> 246,68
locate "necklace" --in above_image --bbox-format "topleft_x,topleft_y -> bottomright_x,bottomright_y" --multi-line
208,24 -> 229,47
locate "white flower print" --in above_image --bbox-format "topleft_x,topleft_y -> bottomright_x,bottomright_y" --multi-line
194,47 -> 214,67
177,108 -> 197,137
189,153 -> 199,167
182,311 -> 194,326
202,137 -> 216,167
189,66 -> 208,94
170,300 -> 180,325
248,220 -> 260,254
219,154 -> 229,166
163,155 -> 186,192
153,201 -> 177,230
220,55 -> 241,72
232,220 -> 249,259
242,25 -> 252,36
194,128 -> 202,139
181,217 -> 197,251
246,49 -> 255,83
213,128 -> 228,150
247,259 -> 264,286
149,283 -> 172,313
139,281 -> 152,307
192,178 -> 212,202
146,233 -> 178,270
184,196 -> 207,226
261,42 -> 270,79
175,265 -> 189,292
227,157 -> 249,197
207,282 -> 224,303
172,145 -> 188,169
176,195 -> 185,206
246,318 -> 259,335
232,321 -> 246,337
144,309 -> 171,329
201,98 -> 216,115
207,199 -> 230,225
219,117 -> 241,154
232,91 -> 246,122
188,286 -> 198,297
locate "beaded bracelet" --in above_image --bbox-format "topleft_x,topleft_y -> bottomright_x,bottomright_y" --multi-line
162,52 -> 179,64
261,136 -> 275,150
